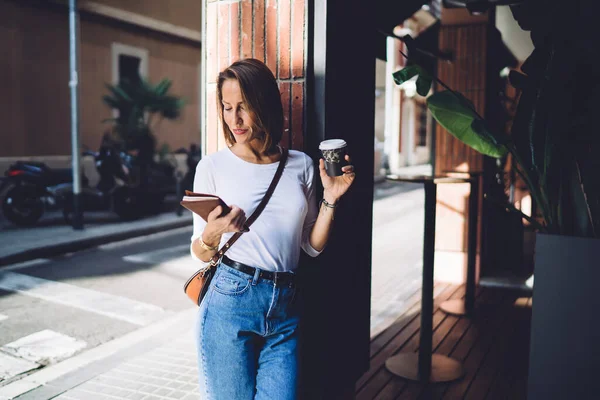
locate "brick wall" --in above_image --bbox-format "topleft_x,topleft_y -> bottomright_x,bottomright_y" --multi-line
204,0 -> 306,154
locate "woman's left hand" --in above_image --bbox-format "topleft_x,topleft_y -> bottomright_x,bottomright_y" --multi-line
319,154 -> 356,203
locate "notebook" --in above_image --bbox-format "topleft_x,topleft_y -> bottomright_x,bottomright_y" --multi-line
180,190 -> 231,222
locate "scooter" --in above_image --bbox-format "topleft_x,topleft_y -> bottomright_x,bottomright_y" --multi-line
1,161 -> 88,226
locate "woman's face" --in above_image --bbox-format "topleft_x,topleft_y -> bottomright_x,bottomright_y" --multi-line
221,79 -> 254,145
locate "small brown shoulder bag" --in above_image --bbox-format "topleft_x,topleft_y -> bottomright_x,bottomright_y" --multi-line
183,148 -> 289,306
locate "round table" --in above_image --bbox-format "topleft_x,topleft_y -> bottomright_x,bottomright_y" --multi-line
383,174 -> 477,383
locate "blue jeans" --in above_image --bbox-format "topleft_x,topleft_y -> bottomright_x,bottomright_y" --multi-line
196,262 -> 300,400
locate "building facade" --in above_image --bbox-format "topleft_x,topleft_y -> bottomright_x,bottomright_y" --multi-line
0,0 -> 202,180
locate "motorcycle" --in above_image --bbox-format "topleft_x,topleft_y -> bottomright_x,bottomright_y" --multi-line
62,140 -> 179,222
0,161 -> 88,226
174,144 -> 201,216
175,143 -> 201,192
62,145 -> 143,223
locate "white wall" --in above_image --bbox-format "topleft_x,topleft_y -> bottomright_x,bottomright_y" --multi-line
495,6 -> 534,63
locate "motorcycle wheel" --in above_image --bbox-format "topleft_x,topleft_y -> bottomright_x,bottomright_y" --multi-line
113,187 -> 142,221
2,185 -> 45,226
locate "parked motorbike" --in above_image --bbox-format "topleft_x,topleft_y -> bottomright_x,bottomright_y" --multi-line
175,143 -> 201,192
62,141 -> 179,222
0,161 -> 88,226
62,145 -> 144,222
174,144 -> 201,216
138,155 -> 179,211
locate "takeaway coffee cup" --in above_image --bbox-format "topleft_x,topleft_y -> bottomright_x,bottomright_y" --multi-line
319,139 -> 347,176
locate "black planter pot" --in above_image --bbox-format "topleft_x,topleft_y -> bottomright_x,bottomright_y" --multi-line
528,233 -> 600,400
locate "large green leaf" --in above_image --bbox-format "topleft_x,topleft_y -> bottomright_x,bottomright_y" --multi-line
392,65 -> 421,86
393,64 -> 432,96
416,74 -> 432,97
427,90 -> 508,158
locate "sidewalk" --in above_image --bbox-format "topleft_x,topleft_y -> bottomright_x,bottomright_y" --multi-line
0,166 -> 431,399
0,208 -> 193,268
1,309 -> 200,400
374,163 -> 432,184
0,201 -> 199,400
0,163 -> 431,268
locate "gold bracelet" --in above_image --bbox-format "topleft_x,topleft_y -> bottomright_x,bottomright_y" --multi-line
198,236 -> 219,251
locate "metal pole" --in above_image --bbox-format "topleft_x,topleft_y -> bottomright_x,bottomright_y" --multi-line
69,0 -> 83,229
465,176 -> 480,310
418,181 -> 436,380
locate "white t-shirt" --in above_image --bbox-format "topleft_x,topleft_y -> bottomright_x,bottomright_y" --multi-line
190,147 -> 322,272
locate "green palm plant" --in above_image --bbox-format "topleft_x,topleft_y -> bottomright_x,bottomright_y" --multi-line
393,34 -> 599,238
102,78 -> 185,159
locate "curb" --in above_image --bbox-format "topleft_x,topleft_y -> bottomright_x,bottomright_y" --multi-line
0,217 -> 192,268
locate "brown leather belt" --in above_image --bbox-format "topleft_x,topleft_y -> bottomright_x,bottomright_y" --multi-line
222,256 -> 296,287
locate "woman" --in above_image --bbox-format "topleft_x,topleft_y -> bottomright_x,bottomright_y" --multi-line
190,58 -> 355,399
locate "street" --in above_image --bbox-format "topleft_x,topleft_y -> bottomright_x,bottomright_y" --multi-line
0,228 -> 198,392
0,229 -> 196,344
371,181 -> 424,337
0,181 -> 425,399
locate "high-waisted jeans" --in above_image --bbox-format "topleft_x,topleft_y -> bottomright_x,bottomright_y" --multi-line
195,261 -> 300,400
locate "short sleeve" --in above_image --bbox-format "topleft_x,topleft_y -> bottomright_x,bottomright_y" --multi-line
301,154 -> 323,257
190,157 -> 216,261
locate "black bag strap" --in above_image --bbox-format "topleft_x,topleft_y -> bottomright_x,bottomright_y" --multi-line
209,147 -> 289,265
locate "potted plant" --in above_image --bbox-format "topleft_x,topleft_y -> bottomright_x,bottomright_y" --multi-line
392,3 -> 599,398
103,78 -> 185,213
103,77 -> 185,181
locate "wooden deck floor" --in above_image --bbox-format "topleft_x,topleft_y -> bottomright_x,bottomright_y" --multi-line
356,283 -> 532,400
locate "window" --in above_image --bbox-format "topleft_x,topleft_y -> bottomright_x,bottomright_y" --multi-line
110,44 -> 149,123
118,54 -> 142,85
111,43 -> 148,85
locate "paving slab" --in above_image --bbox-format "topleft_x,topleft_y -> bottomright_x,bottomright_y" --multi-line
1,330 -> 87,366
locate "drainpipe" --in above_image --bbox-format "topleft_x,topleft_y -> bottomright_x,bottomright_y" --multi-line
69,0 -> 83,229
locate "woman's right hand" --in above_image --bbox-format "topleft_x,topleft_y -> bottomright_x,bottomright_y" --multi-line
203,205 -> 247,241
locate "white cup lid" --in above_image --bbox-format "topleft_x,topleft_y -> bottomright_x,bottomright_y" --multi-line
319,139 -> 347,150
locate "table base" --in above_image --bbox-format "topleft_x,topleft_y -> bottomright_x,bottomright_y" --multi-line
440,299 -> 472,316
385,353 -> 465,383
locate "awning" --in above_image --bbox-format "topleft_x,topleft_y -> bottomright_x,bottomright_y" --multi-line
375,0 -> 437,60
443,0 -> 525,15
